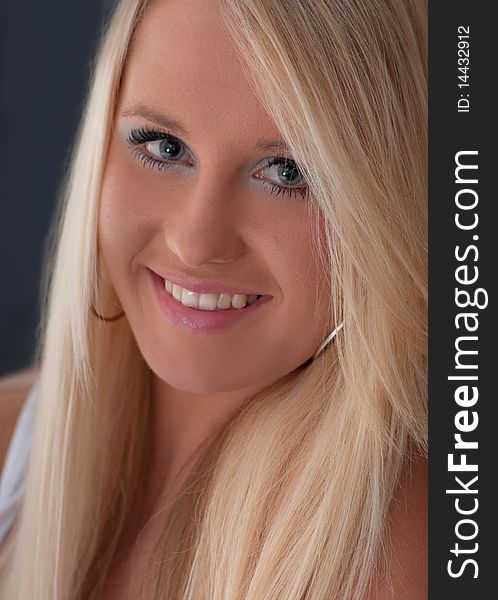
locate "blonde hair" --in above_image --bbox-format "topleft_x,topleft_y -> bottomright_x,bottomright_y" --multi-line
0,0 -> 427,598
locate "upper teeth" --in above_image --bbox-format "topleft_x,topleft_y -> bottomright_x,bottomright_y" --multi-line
164,279 -> 259,311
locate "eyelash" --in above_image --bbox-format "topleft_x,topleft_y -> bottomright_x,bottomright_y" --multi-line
126,125 -> 308,199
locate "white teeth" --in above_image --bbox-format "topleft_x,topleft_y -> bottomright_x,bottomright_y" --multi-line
163,279 -> 260,311
181,289 -> 199,308
216,293 -> 232,309
199,293 -> 218,311
231,294 -> 247,309
172,284 -> 183,302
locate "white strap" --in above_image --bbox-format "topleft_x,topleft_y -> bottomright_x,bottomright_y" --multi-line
0,383 -> 38,546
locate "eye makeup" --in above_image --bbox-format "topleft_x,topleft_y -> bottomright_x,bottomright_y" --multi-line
125,125 -> 308,199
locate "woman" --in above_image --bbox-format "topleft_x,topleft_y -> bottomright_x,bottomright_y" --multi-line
0,0 -> 427,598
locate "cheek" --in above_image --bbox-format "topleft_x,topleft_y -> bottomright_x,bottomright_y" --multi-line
265,209 -> 330,339
98,156 -> 155,281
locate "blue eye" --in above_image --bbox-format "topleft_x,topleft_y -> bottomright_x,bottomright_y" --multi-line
146,137 -> 185,161
126,126 -> 191,172
256,156 -> 308,198
126,126 -> 308,199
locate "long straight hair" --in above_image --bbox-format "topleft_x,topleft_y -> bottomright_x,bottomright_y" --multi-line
0,1 -> 427,598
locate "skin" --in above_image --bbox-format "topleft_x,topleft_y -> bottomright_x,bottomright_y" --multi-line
99,0 -> 331,489
96,1 -> 427,597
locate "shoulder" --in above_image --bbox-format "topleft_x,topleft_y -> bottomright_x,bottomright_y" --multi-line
0,366 -> 38,475
367,451 -> 428,599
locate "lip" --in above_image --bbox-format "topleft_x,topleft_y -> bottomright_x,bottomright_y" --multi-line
148,269 -> 273,333
151,268 -> 265,296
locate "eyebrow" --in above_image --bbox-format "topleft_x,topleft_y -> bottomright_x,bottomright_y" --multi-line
120,104 -> 290,153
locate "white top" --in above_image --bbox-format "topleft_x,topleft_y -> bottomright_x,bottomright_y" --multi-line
0,383 -> 38,547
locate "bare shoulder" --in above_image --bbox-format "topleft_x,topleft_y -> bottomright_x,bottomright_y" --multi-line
0,366 -> 38,474
367,451 -> 428,599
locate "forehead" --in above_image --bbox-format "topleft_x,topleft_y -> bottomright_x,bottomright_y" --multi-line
117,0 -> 281,150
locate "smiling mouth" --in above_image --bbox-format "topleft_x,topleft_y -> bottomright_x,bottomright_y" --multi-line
163,277 -> 263,311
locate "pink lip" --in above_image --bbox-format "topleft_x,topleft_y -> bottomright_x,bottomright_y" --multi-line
148,269 -> 272,333
151,268 -> 265,296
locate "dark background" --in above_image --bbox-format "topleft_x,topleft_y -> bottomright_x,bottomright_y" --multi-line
429,1 -> 496,597
0,1 -> 114,376
2,0 -> 497,595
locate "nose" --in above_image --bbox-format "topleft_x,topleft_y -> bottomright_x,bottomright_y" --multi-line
164,170 -> 245,268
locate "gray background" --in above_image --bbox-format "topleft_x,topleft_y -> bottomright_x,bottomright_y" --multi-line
0,1 -> 114,376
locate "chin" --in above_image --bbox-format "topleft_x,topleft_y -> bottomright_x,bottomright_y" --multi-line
143,344 -> 283,395
129,313 -> 307,395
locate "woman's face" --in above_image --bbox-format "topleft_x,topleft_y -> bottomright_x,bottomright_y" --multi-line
99,0 -> 331,394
